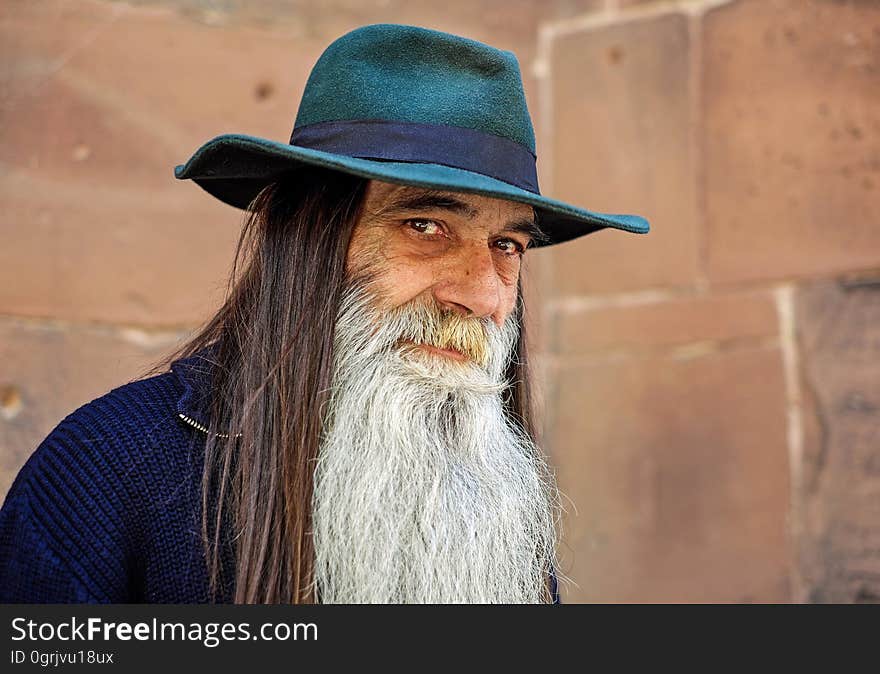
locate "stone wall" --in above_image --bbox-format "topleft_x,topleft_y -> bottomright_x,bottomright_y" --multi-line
1,0 -> 878,602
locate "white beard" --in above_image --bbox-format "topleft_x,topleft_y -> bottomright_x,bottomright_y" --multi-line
311,283 -> 560,603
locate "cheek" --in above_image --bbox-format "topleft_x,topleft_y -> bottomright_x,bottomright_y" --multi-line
347,223 -> 436,308
360,253 -> 438,309
497,283 -> 519,325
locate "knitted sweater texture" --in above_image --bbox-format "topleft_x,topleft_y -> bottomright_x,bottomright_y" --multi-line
0,352 -> 229,603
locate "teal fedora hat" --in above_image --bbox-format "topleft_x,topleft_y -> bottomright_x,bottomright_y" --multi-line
174,23 -> 649,246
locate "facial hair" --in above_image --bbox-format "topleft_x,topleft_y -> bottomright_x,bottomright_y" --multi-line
311,281 -> 560,603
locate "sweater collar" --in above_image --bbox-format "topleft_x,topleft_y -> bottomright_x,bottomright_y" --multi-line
170,343 -> 240,437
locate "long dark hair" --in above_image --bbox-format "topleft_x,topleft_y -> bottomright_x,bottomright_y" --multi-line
144,166 -> 541,603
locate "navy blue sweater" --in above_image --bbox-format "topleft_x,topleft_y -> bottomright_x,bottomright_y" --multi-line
0,351 -> 229,602
0,350 -> 560,603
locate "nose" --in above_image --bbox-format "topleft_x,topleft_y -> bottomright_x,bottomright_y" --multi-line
432,246 -> 502,322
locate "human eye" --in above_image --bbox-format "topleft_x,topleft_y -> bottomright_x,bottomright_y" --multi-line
404,218 -> 445,237
492,237 -> 526,257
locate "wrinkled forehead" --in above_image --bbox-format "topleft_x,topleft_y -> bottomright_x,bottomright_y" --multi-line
362,181 -> 536,223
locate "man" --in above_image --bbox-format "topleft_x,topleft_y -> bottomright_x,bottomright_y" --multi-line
0,24 -> 648,603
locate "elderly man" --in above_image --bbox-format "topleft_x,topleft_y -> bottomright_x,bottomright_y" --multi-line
0,23 -> 648,603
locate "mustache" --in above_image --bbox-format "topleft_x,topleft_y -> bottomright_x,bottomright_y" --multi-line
386,296 -> 493,368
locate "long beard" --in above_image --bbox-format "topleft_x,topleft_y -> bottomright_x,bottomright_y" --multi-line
311,283 -> 560,603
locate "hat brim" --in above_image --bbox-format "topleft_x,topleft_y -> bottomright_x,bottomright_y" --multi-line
174,133 -> 649,246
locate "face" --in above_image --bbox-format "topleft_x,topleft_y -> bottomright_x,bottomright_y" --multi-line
313,181 -> 560,604
346,181 -> 540,331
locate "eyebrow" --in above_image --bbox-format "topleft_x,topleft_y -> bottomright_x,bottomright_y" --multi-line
504,218 -> 550,247
380,190 -> 480,219
379,189 -> 549,247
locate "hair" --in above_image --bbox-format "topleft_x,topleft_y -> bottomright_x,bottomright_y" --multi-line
143,166 -> 541,603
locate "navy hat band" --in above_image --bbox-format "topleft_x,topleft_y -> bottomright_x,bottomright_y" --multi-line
290,119 -> 540,194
